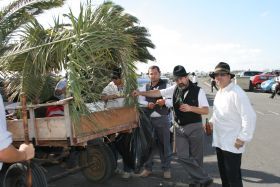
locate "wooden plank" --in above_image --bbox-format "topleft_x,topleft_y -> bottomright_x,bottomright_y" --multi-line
7,106 -> 139,145
73,107 -> 139,137
7,117 -> 67,141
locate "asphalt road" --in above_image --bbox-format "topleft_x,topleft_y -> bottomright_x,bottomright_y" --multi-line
48,78 -> 280,187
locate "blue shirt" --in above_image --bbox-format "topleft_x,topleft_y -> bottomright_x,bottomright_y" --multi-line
0,94 -> 12,170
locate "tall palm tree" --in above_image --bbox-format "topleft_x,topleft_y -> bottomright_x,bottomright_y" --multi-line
0,1 -> 155,123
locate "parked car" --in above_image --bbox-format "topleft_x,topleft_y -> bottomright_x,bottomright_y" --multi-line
261,79 -> 275,92
249,73 -> 275,90
137,76 -> 172,87
238,71 -> 262,77
137,77 -> 150,87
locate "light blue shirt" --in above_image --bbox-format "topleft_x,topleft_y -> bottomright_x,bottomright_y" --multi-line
0,94 -> 12,170
54,78 -> 67,100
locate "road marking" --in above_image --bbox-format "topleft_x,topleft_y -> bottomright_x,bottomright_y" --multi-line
268,111 -> 279,115
256,111 -> 264,115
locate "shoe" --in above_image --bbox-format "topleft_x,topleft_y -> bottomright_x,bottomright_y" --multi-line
199,178 -> 213,187
163,170 -> 171,179
270,95 -> 274,99
115,168 -> 123,175
121,172 -> 131,179
139,169 -> 152,177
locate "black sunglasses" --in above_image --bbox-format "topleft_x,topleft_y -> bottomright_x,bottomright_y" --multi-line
214,72 -> 229,77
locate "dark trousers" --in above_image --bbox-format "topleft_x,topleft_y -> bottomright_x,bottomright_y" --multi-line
211,81 -> 218,92
144,115 -> 172,171
216,147 -> 243,187
271,83 -> 280,98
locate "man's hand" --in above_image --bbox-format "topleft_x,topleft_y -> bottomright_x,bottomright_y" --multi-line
109,94 -> 119,100
234,138 -> 245,149
19,143 -> 35,160
179,104 -> 193,112
131,90 -> 140,97
156,99 -> 165,107
147,102 -> 155,109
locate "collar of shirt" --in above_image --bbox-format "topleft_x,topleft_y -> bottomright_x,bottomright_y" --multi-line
220,81 -> 234,92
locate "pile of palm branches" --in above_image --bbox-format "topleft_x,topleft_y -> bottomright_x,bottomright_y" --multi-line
0,1 -> 155,120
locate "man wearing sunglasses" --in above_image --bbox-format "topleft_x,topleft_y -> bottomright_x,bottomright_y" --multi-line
132,65 -> 212,187
208,62 -> 256,187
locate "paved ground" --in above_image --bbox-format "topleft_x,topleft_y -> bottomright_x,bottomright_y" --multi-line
46,78 -> 280,187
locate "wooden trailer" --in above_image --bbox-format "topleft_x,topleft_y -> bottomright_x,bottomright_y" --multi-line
5,97 -> 139,184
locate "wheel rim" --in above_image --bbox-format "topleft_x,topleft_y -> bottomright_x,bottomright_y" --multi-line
80,146 -> 106,181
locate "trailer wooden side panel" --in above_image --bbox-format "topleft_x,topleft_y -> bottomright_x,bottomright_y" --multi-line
7,106 -> 139,146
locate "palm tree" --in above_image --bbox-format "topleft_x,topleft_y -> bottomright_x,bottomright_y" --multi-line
0,1 -> 155,123
0,0 -> 66,53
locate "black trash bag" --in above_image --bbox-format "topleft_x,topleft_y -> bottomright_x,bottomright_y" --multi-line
132,109 -> 154,168
115,133 -> 135,169
115,108 -> 153,170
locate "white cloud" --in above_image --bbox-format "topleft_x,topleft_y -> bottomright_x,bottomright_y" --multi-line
260,11 -> 270,17
137,25 -> 263,73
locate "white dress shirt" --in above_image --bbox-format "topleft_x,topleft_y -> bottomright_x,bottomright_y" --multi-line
210,82 -> 256,153
0,94 -> 12,170
102,81 -> 124,109
138,82 -> 172,117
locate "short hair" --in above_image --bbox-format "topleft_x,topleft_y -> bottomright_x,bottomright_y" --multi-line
148,65 -> 161,74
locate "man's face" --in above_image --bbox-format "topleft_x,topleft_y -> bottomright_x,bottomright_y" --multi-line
113,78 -> 122,86
148,68 -> 160,83
175,76 -> 189,88
214,72 -> 231,88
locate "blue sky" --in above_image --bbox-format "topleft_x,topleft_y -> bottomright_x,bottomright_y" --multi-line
2,0 -> 280,73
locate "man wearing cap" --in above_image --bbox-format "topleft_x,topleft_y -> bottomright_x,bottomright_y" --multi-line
208,62 -> 256,187
132,65 -> 213,186
101,69 -> 135,179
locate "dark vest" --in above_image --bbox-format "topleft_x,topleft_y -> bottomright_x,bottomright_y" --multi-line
145,79 -> 169,116
172,81 -> 202,125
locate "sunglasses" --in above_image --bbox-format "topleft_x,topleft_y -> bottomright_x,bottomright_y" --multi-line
214,73 -> 229,77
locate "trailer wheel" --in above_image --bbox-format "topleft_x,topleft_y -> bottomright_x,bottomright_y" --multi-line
79,144 -> 115,183
3,162 -> 47,187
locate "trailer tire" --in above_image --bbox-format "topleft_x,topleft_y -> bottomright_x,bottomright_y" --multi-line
99,142 -> 117,176
3,162 -> 47,187
79,144 -> 114,183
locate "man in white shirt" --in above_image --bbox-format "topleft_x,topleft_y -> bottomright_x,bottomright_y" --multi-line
138,66 -> 172,179
209,62 -> 256,187
133,65 -> 213,187
101,73 -> 124,109
270,72 -> 280,99
191,72 -> 198,85
0,94 -> 35,170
